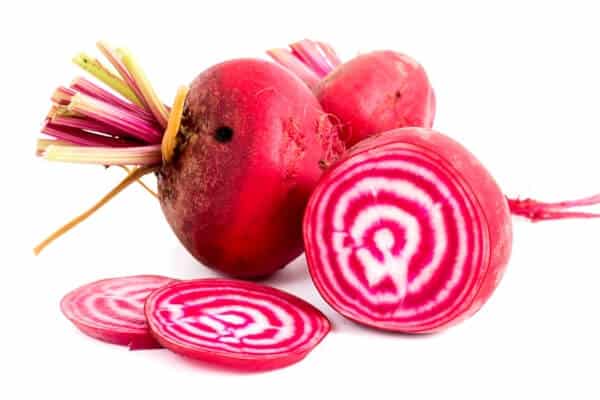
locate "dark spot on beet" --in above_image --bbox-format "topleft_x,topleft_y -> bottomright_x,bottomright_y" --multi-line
214,126 -> 234,143
395,91 -> 402,99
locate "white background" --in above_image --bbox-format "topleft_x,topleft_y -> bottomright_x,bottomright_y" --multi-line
2,1 -> 600,399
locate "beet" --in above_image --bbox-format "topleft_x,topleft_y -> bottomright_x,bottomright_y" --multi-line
34,43 -> 344,278
61,275 -> 174,349
269,41 -> 435,146
303,128 -> 511,333
316,51 -> 435,146
157,59 -> 344,278
145,279 -> 330,371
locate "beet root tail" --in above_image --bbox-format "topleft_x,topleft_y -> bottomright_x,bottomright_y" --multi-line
507,194 -> 600,222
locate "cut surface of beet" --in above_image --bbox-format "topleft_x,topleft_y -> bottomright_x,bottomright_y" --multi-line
303,128 -> 512,333
145,279 -> 331,371
61,275 -> 174,349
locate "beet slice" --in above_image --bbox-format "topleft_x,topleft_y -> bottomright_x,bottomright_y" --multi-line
61,275 -> 174,349
145,279 -> 331,371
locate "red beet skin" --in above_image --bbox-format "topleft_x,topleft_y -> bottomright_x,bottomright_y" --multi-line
304,128 -> 512,333
316,51 -> 435,146
158,59 -> 344,278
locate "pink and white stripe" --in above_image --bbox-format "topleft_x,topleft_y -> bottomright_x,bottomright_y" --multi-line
145,279 -> 330,370
61,275 -> 174,348
304,145 -> 488,333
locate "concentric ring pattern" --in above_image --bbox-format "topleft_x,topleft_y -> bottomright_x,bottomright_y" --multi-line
305,144 -> 487,332
61,275 -> 173,339
145,279 -> 330,360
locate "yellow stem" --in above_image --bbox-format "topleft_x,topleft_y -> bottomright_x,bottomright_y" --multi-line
33,166 -> 157,255
161,85 -> 189,162
73,52 -> 142,106
118,47 -> 170,128
36,139 -> 72,155
119,166 -> 158,198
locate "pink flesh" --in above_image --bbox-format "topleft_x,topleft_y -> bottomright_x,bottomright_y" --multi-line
61,275 -> 174,349
145,279 -> 330,371
304,128 -> 512,333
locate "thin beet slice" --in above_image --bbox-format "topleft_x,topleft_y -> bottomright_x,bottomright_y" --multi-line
61,275 -> 174,349
145,279 -> 331,371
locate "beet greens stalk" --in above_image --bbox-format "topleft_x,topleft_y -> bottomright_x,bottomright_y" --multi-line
34,41 -> 186,254
267,39 -> 341,90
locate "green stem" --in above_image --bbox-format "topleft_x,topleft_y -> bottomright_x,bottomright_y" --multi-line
73,52 -> 142,106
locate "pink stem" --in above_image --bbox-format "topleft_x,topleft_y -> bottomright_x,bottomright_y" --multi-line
267,39 -> 342,89
50,116 -> 140,142
42,122 -> 137,147
267,48 -> 321,90
51,87 -> 76,105
290,39 -> 337,77
70,77 -> 154,121
69,93 -> 162,144
507,195 -> 600,222
317,41 -> 342,67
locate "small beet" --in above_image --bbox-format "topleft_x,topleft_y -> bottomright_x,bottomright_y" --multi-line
269,40 -> 435,146
61,275 -> 174,349
145,279 -> 331,371
317,51 -> 435,146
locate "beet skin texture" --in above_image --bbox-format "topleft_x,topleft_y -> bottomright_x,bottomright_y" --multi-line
316,51 -> 435,146
158,59 -> 344,278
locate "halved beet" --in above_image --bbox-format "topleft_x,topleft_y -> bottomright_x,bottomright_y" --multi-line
145,279 -> 331,371
61,275 -> 174,349
303,128 -> 512,333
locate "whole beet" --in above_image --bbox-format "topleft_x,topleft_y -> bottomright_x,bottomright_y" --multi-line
158,59 -> 344,278
316,51 -> 436,146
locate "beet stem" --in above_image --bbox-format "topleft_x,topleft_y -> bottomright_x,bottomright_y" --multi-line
118,47 -> 169,129
266,48 -> 321,90
72,52 -> 142,106
118,165 -> 158,198
268,39 -> 342,86
33,165 -> 158,255
96,42 -> 149,111
161,85 -> 188,162
507,195 -> 600,221
40,143 -> 162,165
